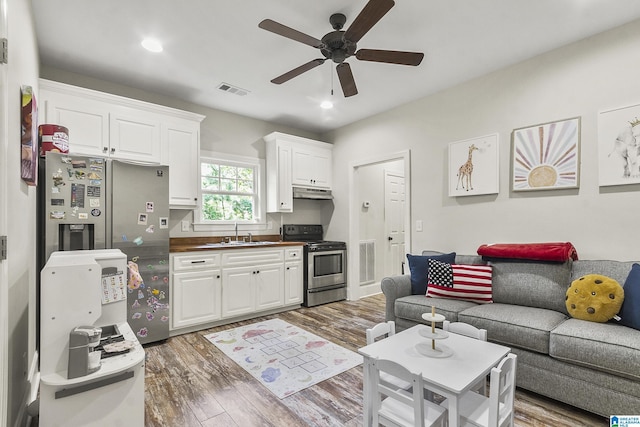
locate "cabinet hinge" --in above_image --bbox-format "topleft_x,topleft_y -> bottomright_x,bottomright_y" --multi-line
0,236 -> 6,261
1,39 -> 7,64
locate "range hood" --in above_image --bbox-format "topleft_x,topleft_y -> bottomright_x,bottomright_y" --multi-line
292,187 -> 333,200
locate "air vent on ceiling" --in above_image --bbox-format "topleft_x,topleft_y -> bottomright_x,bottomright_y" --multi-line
217,82 -> 250,96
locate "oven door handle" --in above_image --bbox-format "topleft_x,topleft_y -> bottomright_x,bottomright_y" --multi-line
307,283 -> 346,293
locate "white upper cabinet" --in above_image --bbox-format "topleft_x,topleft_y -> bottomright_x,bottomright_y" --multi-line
264,136 -> 293,213
39,79 -> 204,161
162,118 -> 201,208
109,105 -> 162,163
291,143 -> 332,189
40,79 -> 205,207
264,132 -> 333,212
40,88 -> 111,158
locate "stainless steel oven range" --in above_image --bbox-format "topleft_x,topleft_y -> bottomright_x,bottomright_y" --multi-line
282,224 -> 347,307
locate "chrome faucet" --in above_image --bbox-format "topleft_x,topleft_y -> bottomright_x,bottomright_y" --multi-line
234,222 -> 238,242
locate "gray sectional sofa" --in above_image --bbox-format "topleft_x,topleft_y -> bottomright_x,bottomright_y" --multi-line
381,251 -> 640,418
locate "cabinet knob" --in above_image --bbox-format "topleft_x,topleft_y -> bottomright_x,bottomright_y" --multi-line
111,148 -> 115,153
103,147 -> 108,153
216,275 -> 220,279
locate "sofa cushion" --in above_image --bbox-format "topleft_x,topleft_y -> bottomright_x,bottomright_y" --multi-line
395,295 -> 477,324
550,318 -> 640,380
489,259 -> 571,314
618,263 -> 640,330
407,252 -> 456,295
458,303 -> 568,354
426,260 -> 493,303
571,259 -> 636,288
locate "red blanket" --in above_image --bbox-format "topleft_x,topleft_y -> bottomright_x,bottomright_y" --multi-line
477,242 -> 578,262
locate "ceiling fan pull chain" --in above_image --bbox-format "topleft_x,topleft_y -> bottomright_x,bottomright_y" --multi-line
330,63 -> 334,96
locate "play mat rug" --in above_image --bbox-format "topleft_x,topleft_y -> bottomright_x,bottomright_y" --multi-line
205,318 -> 363,398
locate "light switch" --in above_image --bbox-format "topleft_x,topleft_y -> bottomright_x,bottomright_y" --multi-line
181,220 -> 190,232
416,220 -> 423,232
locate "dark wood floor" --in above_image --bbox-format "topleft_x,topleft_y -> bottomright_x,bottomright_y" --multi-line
143,294 -> 607,426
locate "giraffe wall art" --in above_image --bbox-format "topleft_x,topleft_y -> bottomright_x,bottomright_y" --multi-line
448,134 -> 500,197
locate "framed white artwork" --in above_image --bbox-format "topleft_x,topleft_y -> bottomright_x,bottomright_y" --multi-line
448,133 -> 499,197
511,117 -> 580,191
598,102 -> 640,187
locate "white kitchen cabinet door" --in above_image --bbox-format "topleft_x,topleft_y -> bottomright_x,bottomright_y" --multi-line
221,266 -> 256,318
254,263 -> 284,311
284,261 -> 303,305
265,139 -> 293,212
221,263 -> 284,317
41,89 -> 110,157
172,269 -> 221,330
164,119 -> 200,208
291,145 -> 332,188
109,106 -> 162,163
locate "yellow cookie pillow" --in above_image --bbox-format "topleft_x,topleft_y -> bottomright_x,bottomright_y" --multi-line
566,274 -> 624,322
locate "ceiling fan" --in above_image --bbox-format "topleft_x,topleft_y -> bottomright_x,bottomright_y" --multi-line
258,0 -> 424,97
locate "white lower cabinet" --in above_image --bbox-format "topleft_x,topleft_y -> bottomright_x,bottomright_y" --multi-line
221,263 -> 284,318
284,247 -> 303,305
172,269 -> 221,329
170,246 -> 302,332
171,252 -> 222,330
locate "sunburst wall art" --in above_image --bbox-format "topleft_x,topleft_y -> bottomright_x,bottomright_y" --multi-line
511,117 -> 581,191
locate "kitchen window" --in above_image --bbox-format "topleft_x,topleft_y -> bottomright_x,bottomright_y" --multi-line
195,153 -> 265,229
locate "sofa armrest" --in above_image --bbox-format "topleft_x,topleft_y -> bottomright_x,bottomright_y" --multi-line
381,275 -> 412,322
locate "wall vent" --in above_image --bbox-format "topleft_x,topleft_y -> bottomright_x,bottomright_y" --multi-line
359,240 -> 375,285
217,82 -> 250,96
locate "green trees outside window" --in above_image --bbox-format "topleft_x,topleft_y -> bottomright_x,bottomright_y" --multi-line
201,161 -> 256,221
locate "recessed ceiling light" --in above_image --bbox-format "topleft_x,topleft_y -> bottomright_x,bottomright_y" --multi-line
320,101 -> 333,109
141,38 -> 163,53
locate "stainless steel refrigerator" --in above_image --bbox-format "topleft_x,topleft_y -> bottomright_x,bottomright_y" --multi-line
39,151 -> 170,344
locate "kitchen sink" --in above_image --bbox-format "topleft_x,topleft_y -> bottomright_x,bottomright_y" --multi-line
204,241 -> 275,247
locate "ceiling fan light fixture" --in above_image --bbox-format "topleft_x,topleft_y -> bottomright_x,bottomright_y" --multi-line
320,100 -> 334,109
141,38 -> 163,53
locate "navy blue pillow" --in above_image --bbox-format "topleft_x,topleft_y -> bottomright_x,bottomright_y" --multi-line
619,263 -> 640,330
407,252 -> 456,295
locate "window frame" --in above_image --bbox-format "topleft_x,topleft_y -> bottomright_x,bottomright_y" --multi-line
193,151 -> 267,232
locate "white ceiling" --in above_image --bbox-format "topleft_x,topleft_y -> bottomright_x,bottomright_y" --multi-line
32,0 -> 640,134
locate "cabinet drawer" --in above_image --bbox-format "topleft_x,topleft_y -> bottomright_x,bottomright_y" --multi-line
285,247 -> 303,261
221,249 -> 284,266
172,253 -> 221,271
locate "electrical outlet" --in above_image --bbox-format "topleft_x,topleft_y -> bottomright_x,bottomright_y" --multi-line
181,220 -> 190,232
416,220 -> 423,232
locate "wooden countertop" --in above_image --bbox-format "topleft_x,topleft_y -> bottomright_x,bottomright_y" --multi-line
170,236 -> 305,253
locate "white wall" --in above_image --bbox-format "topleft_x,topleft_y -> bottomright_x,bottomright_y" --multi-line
5,0 -> 40,425
326,19 -> 640,261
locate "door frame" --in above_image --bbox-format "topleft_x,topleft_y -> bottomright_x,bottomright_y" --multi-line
0,0 -> 9,423
347,150 -> 411,301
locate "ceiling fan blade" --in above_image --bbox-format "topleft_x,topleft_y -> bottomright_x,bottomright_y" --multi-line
344,0 -> 395,44
336,63 -> 358,97
271,59 -> 326,84
355,49 -> 424,66
259,19 -> 324,49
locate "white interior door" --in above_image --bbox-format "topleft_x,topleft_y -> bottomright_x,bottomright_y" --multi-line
384,171 -> 405,277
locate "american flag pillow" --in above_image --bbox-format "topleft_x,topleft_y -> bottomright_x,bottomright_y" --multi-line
427,259 -> 493,303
